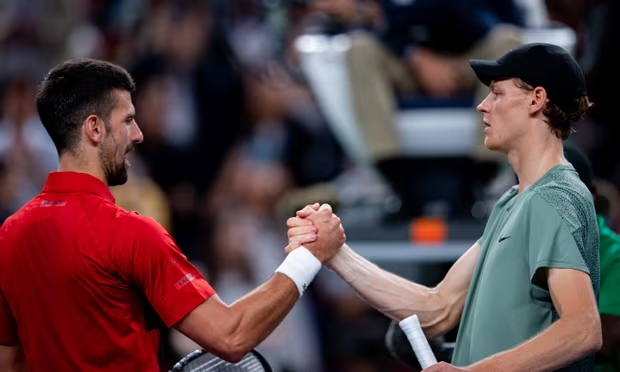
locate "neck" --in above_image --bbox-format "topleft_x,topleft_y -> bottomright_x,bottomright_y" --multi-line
58,151 -> 108,186
506,131 -> 566,193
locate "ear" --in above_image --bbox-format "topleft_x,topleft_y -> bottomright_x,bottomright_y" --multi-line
528,86 -> 548,115
83,115 -> 106,145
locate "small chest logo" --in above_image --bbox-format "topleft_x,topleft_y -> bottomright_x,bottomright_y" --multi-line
40,200 -> 66,207
498,236 -> 511,243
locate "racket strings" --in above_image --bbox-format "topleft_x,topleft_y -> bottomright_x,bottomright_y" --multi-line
185,354 -> 264,372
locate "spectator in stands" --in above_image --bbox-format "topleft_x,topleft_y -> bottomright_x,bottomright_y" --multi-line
130,0 -> 248,261
580,0 -> 620,191
564,145 -> 620,372
309,0 -> 525,217
110,153 -> 171,232
0,159 -> 15,225
0,76 -> 58,210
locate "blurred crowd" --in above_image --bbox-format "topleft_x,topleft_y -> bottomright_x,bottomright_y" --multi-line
0,0 -> 619,371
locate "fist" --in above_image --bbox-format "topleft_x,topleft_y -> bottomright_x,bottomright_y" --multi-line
286,203 -> 346,263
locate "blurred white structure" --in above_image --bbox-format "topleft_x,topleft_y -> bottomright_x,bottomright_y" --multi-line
294,27 -> 577,167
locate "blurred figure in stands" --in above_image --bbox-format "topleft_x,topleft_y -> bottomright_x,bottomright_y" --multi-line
110,153 -> 171,232
168,71 -> 326,370
0,159 -> 16,225
308,0 -> 525,218
130,0 -> 248,261
0,76 -> 57,210
546,0 -> 620,192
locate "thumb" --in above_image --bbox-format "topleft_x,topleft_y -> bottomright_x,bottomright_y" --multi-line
318,203 -> 332,212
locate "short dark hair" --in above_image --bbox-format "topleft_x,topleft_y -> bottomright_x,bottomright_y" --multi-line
35,58 -> 136,155
515,79 -> 593,140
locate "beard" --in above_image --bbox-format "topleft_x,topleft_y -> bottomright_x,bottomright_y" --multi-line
99,137 -> 129,187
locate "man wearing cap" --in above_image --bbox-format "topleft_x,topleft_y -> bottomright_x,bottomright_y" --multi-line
285,42 -> 601,371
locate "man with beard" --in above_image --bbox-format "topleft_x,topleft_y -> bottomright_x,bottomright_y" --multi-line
0,59 -> 346,372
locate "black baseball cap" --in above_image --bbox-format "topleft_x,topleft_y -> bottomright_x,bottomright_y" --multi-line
470,43 -> 587,115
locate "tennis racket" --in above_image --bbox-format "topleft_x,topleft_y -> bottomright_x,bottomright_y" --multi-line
169,349 -> 272,372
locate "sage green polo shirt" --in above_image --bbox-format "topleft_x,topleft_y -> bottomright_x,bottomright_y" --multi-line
452,164 -> 600,371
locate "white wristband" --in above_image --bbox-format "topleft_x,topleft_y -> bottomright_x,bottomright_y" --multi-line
275,246 -> 322,297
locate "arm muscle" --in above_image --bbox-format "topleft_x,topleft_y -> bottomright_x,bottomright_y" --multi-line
175,273 -> 298,362
328,242 -> 480,338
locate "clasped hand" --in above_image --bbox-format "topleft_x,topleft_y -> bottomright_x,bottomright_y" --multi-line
285,203 -> 346,263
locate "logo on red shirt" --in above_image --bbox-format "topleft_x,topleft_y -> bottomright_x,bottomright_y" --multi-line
174,273 -> 196,289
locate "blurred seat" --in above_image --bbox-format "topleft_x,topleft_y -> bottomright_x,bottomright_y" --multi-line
294,26 -> 577,164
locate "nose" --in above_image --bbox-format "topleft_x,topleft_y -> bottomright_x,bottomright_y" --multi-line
131,121 -> 144,144
477,92 -> 491,113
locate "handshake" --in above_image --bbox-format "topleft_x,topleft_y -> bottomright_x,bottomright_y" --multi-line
279,203 -> 449,371
272,202 -> 348,299
276,203 -> 448,368
283,202 -> 346,265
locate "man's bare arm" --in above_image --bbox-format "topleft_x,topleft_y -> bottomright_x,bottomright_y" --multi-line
326,242 -> 480,339
470,268 -> 601,371
0,345 -> 26,372
175,204 -> 345,363
175,274 -> 299,362
286,204 -> 479,339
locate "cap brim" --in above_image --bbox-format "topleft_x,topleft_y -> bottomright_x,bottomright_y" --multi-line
469,59 -> 511,87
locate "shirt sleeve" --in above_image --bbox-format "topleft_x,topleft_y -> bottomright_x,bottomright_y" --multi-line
527,194 -> 590,282
0,288 -> 18,345
116,214 -> 216,327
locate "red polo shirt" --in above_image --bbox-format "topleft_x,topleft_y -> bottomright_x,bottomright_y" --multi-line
0,172 -> 215,372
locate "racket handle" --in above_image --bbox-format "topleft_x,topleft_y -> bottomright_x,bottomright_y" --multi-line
399,314 -> 438,369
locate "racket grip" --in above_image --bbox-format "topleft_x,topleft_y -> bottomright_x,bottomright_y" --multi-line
399,314 -> 438,369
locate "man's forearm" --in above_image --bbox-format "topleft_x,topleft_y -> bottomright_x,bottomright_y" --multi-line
328,244 -> 453,338
227,274 -> 299,355
470,315 -> 601,371
177,261 -> 318,362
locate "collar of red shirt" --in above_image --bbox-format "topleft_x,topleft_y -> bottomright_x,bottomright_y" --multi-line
42,171 -> 115,203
